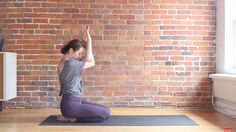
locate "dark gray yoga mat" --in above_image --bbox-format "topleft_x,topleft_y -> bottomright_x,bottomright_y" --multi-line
39,115 -> 198,126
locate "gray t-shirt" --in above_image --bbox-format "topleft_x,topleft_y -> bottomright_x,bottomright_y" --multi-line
59,59 -> 85,96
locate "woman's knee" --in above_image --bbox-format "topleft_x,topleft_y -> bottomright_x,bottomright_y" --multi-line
93,107 -> 110,120
104,107 -> 111,118
107,107 -> 111,115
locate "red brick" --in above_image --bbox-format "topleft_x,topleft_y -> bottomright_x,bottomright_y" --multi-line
2,0 -> 216,109
129,0 -> 143,4
113,0 -> 127,4
178,0 -> 192,4
162,0 -> 176,4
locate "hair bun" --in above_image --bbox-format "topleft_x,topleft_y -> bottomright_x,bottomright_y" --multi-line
61,45 -> 67,54
60,39 -> 85,55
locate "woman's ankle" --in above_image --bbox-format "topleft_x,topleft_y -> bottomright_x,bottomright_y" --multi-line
56,115 -> 77,122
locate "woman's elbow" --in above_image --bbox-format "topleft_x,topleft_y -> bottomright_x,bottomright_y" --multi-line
92,61 -> 95,67
83,61 -> 95,69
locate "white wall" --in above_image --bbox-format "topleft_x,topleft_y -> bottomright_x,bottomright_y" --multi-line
216,0 -> 225,73
210,0 -> 236,119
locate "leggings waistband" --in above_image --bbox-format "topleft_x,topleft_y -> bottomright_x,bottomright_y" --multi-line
61,94 -> 82,102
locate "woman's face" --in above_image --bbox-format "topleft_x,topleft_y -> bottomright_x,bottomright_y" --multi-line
68,47 -> 85,60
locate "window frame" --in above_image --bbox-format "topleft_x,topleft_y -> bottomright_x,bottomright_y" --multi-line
224,0 -> 236,74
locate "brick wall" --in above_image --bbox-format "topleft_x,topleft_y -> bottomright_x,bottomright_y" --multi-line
0,0 -> 216,108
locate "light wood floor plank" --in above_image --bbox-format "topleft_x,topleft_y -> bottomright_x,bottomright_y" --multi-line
0,108 -> 235,132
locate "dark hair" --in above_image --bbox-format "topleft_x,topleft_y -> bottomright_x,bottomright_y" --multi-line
61,39 -> 86,55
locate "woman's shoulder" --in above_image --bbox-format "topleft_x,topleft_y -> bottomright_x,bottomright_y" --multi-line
67,59 -> 83,62
67,59 -> 84,66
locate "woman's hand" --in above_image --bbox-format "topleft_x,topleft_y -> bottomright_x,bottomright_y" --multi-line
85,26 -> 91,41
79,25 -> 91,43
81,25 -> 95,69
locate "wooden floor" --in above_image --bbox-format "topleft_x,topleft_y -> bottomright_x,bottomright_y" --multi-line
0,108 -> 235,132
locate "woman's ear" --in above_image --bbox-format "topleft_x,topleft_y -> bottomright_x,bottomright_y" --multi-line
68,48 -> 74,54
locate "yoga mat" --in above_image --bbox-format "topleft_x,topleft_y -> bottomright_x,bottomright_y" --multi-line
39,115 -> 198,126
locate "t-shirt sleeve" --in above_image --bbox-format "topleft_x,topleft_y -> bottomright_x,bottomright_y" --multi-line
75,60 -> 85,71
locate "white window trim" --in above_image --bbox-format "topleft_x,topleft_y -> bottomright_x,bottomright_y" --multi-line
233,19 -> 236,70
216,0 -> 236,74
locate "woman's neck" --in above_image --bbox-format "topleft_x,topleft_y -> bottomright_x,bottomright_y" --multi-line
63,54 -> 73,60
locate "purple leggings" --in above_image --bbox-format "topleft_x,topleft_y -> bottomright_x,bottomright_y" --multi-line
60,94 -> 111,122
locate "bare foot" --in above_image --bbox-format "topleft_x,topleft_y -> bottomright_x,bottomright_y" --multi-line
56,115 -> 77,122
56,115 -> 69,121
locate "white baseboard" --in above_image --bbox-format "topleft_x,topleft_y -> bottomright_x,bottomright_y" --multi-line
214,98 -> 236,119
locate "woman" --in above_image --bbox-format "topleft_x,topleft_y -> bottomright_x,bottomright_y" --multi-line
57,26 -> 110,122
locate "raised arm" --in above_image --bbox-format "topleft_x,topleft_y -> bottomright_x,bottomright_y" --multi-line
83,26 -> 95,69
